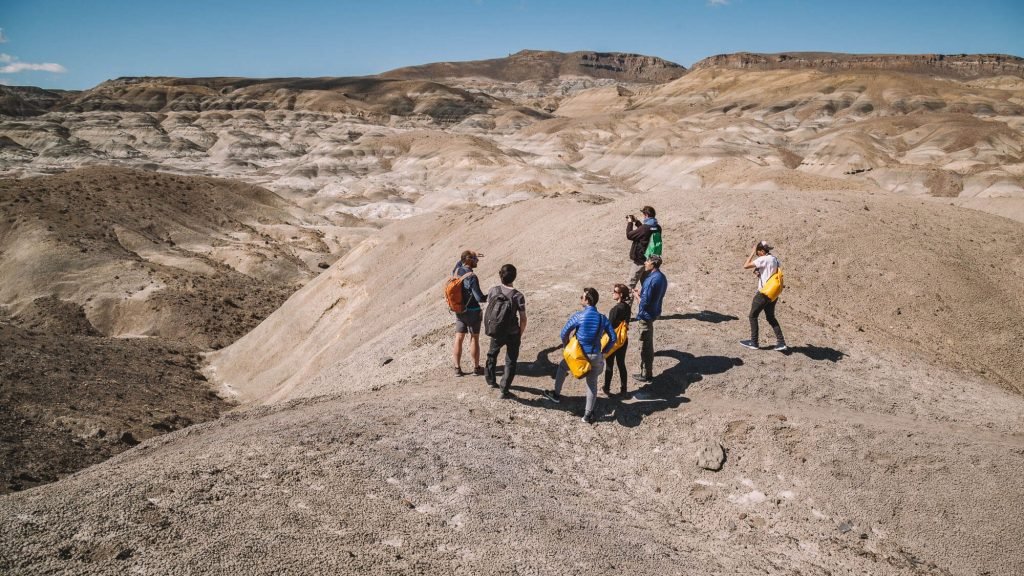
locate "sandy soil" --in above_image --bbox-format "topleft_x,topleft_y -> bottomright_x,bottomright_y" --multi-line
2,186 -> 1021,576
1,57 -> 1023,575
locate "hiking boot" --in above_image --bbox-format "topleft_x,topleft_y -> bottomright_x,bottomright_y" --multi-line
473,366 -> 485,376
542,390 -> 561,403
581,412 -> 595,424
739,339 -> 759,350
773,343 -> 788,352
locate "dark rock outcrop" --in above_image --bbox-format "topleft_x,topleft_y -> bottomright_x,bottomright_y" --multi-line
0,86 -> 74,117
691,52 -> 1024,78
380,49 -> 687,83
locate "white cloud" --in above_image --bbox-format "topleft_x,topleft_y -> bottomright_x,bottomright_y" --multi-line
0,53 -> 67,74
707,0 -> 730,5
1,61 -> 67,73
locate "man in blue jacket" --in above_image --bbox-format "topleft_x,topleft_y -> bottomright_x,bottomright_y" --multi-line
543,287 -> 616,424
631,255 -> 667,383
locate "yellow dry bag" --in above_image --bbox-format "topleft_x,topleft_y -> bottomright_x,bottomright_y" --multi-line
563,335 -> 591,378
759,269 -> 784,302
601,320 -> 628,359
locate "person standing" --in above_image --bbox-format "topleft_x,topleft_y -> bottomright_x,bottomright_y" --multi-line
632,255 -> 667,383
625,206 -> 662,289
484,264 -> 527,398
452,250 -> 487,376
603,283 -> 632,398
543,288 -> 616,424
740,241 -> 787,351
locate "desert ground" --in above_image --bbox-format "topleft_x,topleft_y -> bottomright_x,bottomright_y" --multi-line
1,51 -> 1023,575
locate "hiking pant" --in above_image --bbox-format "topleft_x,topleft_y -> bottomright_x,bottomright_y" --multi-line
637,319 -> 655,379
749,293 -> 785,346
485,332 -> 521,393
554,352 -> 605,416
604,341 -> 629,393
627,263 -> 649,290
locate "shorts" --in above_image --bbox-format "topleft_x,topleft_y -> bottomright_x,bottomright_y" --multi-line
454,310 -> 482,334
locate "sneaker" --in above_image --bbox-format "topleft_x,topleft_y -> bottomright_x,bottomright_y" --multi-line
632,373 -> 652,383
473,366 -> 485,376
602,385 -> 611,397
500,390 -> 514,399
455,367 -> 465,377
773,343 -> 788,352
542,390 -> 561,403
632,390 -> 653,400
486,381 -> 498,388
739,340 -> 759,350
581,412 -> 595,424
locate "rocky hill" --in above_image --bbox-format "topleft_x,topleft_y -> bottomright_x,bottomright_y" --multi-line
0,86 -> 72,117
691,52 -> 1024,78
2,50 -> 1024,574
380,49 -> 687,83
3,186 -> 1023,575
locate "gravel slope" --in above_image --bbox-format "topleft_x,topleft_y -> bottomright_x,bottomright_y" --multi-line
3,186 -> 1023,575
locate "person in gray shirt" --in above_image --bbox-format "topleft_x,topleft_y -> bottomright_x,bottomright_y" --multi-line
484,264 -> 527,397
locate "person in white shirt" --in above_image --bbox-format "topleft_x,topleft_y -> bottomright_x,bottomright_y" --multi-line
740,241 -> 787,351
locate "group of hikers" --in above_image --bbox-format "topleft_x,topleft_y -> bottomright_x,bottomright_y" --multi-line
445,205 -> 786,424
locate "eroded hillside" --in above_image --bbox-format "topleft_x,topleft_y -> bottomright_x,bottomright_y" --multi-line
3,187 -> 1023,576
2,51 -> 1024,575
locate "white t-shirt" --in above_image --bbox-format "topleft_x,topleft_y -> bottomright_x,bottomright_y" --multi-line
753,255 -> 780,290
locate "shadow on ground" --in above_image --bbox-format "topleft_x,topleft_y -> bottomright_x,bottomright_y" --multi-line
608,349 -> 743,427
498,346 -> 743,428
659,310 -> 740,323
784,345 -> 845,362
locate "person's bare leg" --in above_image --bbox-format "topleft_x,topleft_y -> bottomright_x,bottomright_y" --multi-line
470,333 -> 481,369
453,332 -> 466,369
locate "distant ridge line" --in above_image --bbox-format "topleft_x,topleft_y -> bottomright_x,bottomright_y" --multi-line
690,52 -> 1024,78
379,49 -> 687,84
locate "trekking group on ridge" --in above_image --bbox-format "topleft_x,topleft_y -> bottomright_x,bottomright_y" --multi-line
445,205 -> 786,424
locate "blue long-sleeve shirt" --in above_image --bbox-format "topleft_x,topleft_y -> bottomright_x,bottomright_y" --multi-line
453,261 -> 486,311
637,269 -> 667,321
560,306 -> 616,355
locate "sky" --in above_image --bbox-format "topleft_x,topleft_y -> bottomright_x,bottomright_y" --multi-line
2,0 -> 1023,90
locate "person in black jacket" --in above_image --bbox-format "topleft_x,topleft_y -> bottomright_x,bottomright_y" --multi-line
625,206 -> 661,289
603,283 -> 632,397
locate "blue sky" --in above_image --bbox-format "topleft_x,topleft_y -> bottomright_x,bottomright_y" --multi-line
2,0 -> 1022,90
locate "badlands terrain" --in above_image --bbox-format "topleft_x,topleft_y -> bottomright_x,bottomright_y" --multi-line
1,50 -> 1023,575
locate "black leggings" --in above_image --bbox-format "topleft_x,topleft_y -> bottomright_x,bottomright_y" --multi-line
604,341 -> 629,390
749,293 -> 784,345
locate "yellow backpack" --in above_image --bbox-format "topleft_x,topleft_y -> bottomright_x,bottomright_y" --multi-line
759,269 -> 784,301
601,320 -> 628,358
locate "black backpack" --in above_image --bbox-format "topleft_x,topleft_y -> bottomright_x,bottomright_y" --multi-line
484,288 -> 519,337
